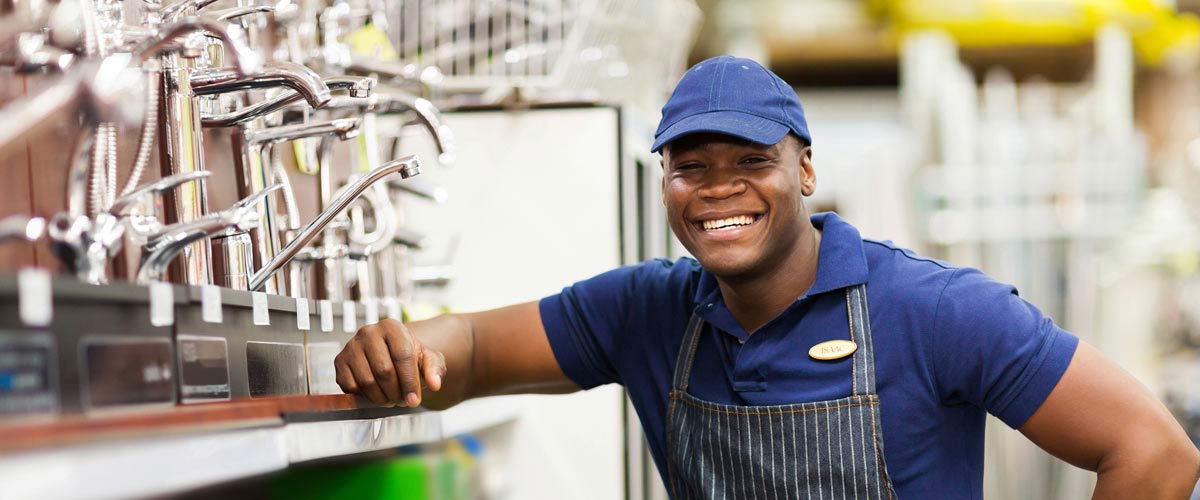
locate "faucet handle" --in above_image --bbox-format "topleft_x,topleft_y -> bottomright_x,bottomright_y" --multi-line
109,170 -> 211,216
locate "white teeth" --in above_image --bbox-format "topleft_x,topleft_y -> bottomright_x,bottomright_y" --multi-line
702,215 -> 757,231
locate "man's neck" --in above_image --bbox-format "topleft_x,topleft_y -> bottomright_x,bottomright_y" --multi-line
717,228 -> 822,335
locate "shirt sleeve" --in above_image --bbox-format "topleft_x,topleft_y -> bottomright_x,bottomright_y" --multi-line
539,263 -> 652,389
929,268 -> 1080,428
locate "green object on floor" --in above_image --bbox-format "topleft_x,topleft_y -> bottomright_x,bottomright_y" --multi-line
269,457 -> 430,500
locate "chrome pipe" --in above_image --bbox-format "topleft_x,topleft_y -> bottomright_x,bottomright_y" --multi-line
249,156 -> 421,291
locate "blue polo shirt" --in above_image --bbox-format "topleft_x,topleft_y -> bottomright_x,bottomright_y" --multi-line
539,212 -> 1079,499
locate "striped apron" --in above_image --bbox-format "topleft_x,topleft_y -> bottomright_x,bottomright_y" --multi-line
666,284 -> 898,499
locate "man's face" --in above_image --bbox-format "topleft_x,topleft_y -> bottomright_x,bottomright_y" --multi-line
661,133 -> 816,280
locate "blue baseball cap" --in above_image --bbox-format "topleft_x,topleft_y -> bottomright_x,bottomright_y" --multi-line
651,55 -> 811,154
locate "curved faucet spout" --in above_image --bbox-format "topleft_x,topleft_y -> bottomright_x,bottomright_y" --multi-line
191,61 -> 331,108
200,76 -> 374,127
327,91 -> 455,165
244,118 -> 360,145
249,156 -> 421,291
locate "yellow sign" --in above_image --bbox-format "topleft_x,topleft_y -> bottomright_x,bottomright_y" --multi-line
808,340 -> 858,361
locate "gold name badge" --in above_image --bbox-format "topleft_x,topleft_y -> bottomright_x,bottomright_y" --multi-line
808,340 -> 858,361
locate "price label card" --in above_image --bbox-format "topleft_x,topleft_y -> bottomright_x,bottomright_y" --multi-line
342,301 -> 357,333
201,285 -> 222,324
295,298 -> 310,331
364,298 -> 379,325
18,268 -> 52,327
320,300 -> 334,332
252,292 -> 270,326
149,281 -> 174,327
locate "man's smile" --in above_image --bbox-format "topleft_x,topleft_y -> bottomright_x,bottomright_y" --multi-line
690,210 -> 766,241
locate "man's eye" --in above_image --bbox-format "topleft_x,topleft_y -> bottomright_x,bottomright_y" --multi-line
742,157 -> 767,164
675,163 -> 702,171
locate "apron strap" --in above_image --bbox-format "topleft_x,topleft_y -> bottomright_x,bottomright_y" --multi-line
848,283 -> 877,396
671,312 -> 706,392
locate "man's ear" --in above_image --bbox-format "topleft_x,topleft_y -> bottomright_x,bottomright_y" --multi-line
799,147 -> 816,197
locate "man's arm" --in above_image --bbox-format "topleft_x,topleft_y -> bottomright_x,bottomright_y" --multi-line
334,301 -> 579,410
1020,341 -> 1200,499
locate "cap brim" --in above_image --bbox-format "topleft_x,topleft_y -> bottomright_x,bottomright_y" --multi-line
651,110 -> 790,154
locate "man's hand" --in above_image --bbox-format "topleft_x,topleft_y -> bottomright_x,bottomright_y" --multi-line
334,318 -> 448,407
333,302 -> 577,409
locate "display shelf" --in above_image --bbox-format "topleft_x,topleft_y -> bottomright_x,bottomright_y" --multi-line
0,427 -> 288,500
0,396 -> 448,499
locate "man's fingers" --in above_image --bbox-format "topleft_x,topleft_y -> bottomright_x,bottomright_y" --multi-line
345,342 -> 390,406
334,355 -> 358,394
360,330 -> 403,404
382,320 -> 422,406
422,349 -> 447,392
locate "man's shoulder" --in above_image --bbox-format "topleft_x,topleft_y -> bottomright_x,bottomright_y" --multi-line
862,238 -> 958,281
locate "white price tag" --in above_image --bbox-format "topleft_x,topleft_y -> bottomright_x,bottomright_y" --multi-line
252,291 -> 270,326
18,268 -> 52,327
149,281 -> 174,327
320,300 -> 333,332
201,284 -> 222,323
364,298 -> 379,325
342,301 -> 357,333
383,297 -> 402,321
295,298 -> 310,331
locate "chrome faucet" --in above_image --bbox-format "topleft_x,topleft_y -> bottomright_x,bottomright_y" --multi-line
249,156 -> 421,292
326,91 -> 456,164
191,61 -> 332,108
48,212 -> 125,284
199,75 -> 375,127
244,117 -> 360,145
137,184 -> 281,283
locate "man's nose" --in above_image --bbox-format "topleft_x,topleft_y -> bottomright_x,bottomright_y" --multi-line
697,166 -> 748,200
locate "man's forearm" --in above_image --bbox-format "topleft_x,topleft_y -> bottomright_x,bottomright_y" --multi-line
1091,440 -> 1200,500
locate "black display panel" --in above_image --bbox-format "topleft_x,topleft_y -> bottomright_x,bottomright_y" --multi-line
177,335 -> 231,402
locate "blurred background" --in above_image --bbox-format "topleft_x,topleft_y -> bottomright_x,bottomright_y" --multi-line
2,0 -> 1200,499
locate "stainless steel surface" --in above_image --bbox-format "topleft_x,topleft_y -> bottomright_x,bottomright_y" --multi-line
137,184 -> 281,283
211,231 -> 254,289
285,411 -> 442,463
249,156 -> 421,291
191,61 -> 332,108
159,54 -> 213,286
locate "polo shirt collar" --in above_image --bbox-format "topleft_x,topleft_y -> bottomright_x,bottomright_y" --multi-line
691,211 -> 869,310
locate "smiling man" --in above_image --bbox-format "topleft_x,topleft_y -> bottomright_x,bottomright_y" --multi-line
335,55 -> 1200,498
